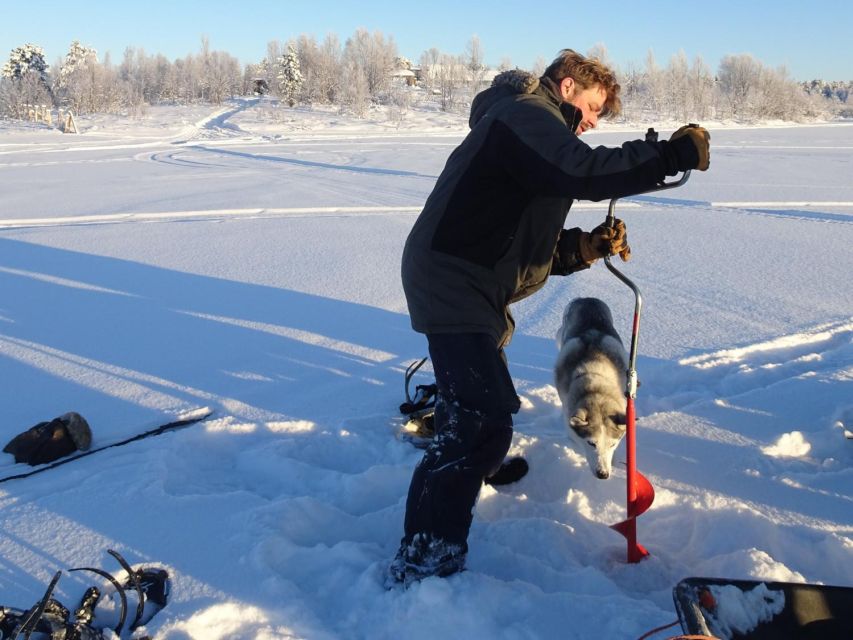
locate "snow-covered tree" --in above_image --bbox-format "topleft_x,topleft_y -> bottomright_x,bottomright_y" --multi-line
1,43 -> 53,117
436,53 -> 467,111
395,56 -> 412,71
276,44 -> 303,107
688,55 -> 715,120
55,41 -> 101,113
338,56 -> 369,116
3,43 -> 48,81
343,29 -> 397,99
718,53 -> 761,118
418,48 -> 441,94
58,41 -> 97,86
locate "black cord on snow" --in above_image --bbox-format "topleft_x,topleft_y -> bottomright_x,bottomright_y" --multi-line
68,566 -> 128,636
0,410 -> 212,485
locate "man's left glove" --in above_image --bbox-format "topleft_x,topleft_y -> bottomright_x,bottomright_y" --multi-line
578,219 -> 631,263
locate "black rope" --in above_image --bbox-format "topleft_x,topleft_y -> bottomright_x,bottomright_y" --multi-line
1,410 -> 212,484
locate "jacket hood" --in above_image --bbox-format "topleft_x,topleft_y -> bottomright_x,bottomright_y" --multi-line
469,69 -> 540,128
469,70 -> 582,132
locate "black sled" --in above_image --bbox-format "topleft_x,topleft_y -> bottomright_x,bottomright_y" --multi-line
673,577 -> 853,639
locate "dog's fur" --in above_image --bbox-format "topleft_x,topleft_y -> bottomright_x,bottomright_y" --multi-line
555,298 -> 628,479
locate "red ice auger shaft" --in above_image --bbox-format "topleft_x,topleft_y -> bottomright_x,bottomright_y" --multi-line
604,128 -> 691,562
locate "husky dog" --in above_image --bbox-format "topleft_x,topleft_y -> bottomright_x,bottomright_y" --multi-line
555,298 -> 628,479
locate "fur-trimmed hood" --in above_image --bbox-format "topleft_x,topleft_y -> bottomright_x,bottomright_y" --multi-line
469,70 -> 581,131
469,70 -> 542,128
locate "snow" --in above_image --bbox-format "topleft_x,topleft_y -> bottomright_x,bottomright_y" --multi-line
705,583 -> 786,639
1,99 -> 851,639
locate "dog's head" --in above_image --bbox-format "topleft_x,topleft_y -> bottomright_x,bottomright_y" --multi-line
565,400 -> 626,479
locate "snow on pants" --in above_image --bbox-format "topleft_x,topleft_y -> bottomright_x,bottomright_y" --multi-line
403,332 -> 521,546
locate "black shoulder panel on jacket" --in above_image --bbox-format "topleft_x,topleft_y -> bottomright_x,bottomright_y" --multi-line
431,123 -> 533,268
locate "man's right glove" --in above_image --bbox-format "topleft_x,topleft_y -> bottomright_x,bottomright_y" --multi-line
670,124 -> 710,171
578,218 -> 631,264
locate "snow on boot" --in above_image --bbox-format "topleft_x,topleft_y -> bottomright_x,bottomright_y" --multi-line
399,534 -> 467,586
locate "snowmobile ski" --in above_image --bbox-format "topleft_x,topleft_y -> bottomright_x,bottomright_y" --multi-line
11,570 -> 61,640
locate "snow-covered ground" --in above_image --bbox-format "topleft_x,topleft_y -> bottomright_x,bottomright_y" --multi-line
1,98 -> 851,639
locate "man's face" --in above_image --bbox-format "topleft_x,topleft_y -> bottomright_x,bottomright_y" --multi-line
559,77 -> 607,135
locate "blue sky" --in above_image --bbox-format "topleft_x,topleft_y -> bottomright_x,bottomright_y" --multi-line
2,0 -> 850,80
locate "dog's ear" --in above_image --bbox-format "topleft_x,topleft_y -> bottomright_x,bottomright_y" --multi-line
569,410 -> 588,428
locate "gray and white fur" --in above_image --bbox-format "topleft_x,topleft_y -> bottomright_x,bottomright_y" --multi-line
555,298 -> 628,479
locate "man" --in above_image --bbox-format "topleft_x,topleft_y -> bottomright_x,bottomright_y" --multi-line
390,49 -> 710,585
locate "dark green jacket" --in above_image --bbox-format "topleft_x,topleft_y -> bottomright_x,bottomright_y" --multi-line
401,71 -> 697,347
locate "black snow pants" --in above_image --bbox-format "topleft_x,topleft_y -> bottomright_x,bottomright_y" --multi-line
403,332 -> 521,547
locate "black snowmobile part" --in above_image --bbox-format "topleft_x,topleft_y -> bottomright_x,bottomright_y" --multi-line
673,577 -> 853,639
68,567 -> 128,636
397,410 -> 435,449
74,587 -> 100,626
129,568 -> 169,610
1,607 -> 50,640
107,550 -> 145,630
12,570 -> 62,640
0,410 -> 212,485
399,358 -> 437,415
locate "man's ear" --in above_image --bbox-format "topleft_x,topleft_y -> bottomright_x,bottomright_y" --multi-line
560,76 -> 576,100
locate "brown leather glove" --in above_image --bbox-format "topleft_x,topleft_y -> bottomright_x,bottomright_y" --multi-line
670,124 -> 710,171
578,218 -> 631,263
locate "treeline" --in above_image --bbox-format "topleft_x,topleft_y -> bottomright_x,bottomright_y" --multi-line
614,49 -> 831,122
1,33 -> 847,123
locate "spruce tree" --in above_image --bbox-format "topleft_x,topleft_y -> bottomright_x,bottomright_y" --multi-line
277,44 -> 303,107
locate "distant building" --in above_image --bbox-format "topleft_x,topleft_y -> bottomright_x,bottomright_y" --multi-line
390,68 -> 417,87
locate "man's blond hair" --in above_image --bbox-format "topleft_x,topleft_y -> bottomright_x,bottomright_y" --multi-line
543,49 -> 622,118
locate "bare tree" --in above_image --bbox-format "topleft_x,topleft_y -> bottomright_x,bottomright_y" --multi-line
718,53 -> 761,118
688,55 -> 715,120
642,49 -> 665,116
343,28 -> 397,100
437,53 -> 467,111
587,42 -> 612,67
666,50 -> 690,121
316,33 -> 342,104
338,56 -> 370,116
294,34 -> 320,104
466,35 -> 486,92
418,48 -> 441,94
